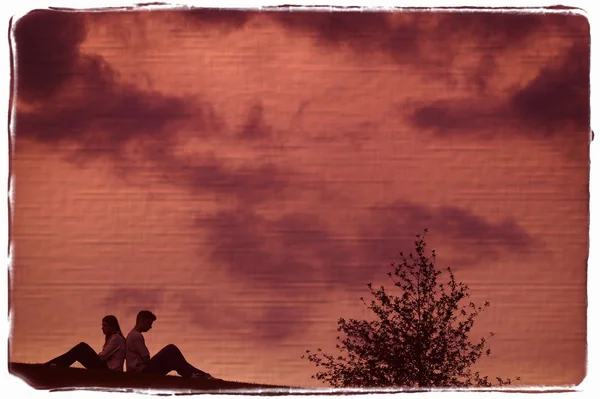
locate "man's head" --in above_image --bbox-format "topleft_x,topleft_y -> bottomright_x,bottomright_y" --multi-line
135,310 -> 157,333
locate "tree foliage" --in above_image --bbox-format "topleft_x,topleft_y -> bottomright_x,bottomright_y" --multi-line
303,229 -> 519,388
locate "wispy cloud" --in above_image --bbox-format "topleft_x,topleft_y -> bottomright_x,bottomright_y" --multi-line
186,199 -> 536,342
13,10 -> 295,206
237,102 -> 274,141
359,200 -> 537,267
201,200 -> 535,289
103,287 -> 165,318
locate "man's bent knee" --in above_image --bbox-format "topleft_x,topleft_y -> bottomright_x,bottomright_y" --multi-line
164,344 -> 180,352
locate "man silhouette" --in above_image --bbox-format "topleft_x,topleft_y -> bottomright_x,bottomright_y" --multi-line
125,310 -> 215,379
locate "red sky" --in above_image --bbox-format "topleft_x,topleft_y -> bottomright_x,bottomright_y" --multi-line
9,8 -> 589,387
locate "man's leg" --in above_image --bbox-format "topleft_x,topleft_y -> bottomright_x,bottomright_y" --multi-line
45,342 -> 108,370
142,344 -> 208,378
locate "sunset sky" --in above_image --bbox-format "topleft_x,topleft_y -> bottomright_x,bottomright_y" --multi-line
8,6 -> 590,388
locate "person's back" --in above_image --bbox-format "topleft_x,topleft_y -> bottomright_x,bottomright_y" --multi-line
101,333 -> 126,371
126,328 -> 149,373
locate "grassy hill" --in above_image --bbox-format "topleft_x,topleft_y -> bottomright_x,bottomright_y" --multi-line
9,363 -> 296,393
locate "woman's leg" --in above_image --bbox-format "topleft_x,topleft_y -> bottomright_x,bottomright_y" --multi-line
45,342 -> 107,370
142,344 -> 208,378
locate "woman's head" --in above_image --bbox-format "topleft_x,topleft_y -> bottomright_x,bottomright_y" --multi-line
101,315 -> 123,338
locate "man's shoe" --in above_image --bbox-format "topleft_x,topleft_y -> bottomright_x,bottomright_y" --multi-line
190,372 -> 215,380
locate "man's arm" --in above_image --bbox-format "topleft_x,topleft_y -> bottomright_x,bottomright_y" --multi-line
133,334 -> 151,364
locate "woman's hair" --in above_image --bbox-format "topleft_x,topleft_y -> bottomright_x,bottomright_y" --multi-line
102,315 -> 124,344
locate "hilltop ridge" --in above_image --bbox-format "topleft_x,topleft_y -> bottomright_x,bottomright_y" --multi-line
9,362 -> 296,393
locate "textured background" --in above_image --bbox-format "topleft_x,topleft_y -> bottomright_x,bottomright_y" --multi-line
9,8 -> 589,387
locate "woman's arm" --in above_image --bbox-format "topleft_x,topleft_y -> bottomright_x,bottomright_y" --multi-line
98,335 -> 120,361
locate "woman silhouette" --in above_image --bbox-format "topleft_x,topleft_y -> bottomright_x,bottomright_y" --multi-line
45,315 -> 126,371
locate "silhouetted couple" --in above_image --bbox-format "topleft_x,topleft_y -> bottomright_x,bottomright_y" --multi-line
45,311 -> 214,379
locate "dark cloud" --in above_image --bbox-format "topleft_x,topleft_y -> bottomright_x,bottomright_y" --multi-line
359,200 -> 536,267
410,99 -> 504,134
270,10 -> 588,105
13,9 -> 194,153
16,76 -> 193,149
199,208 -> 361,287
13,10 -> 289,205
238,102 -> 273,141
270,11 -> 572,65
17,86 -> 288,206
433,12 -> 548,50
409,26 -> 589,139
182,8 -> 252,30
435,12 -> 588,94
436,205 -> 533,250
272,11 -> 387,43
410,12 -> 556,80
270,11 -> 419,60
187,207 -> 368,343
188,199 -> 535,342
509,40 -> 590,132
150,154 -> 289,204
202,201 -> 534,289
13,10 -> 87,102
